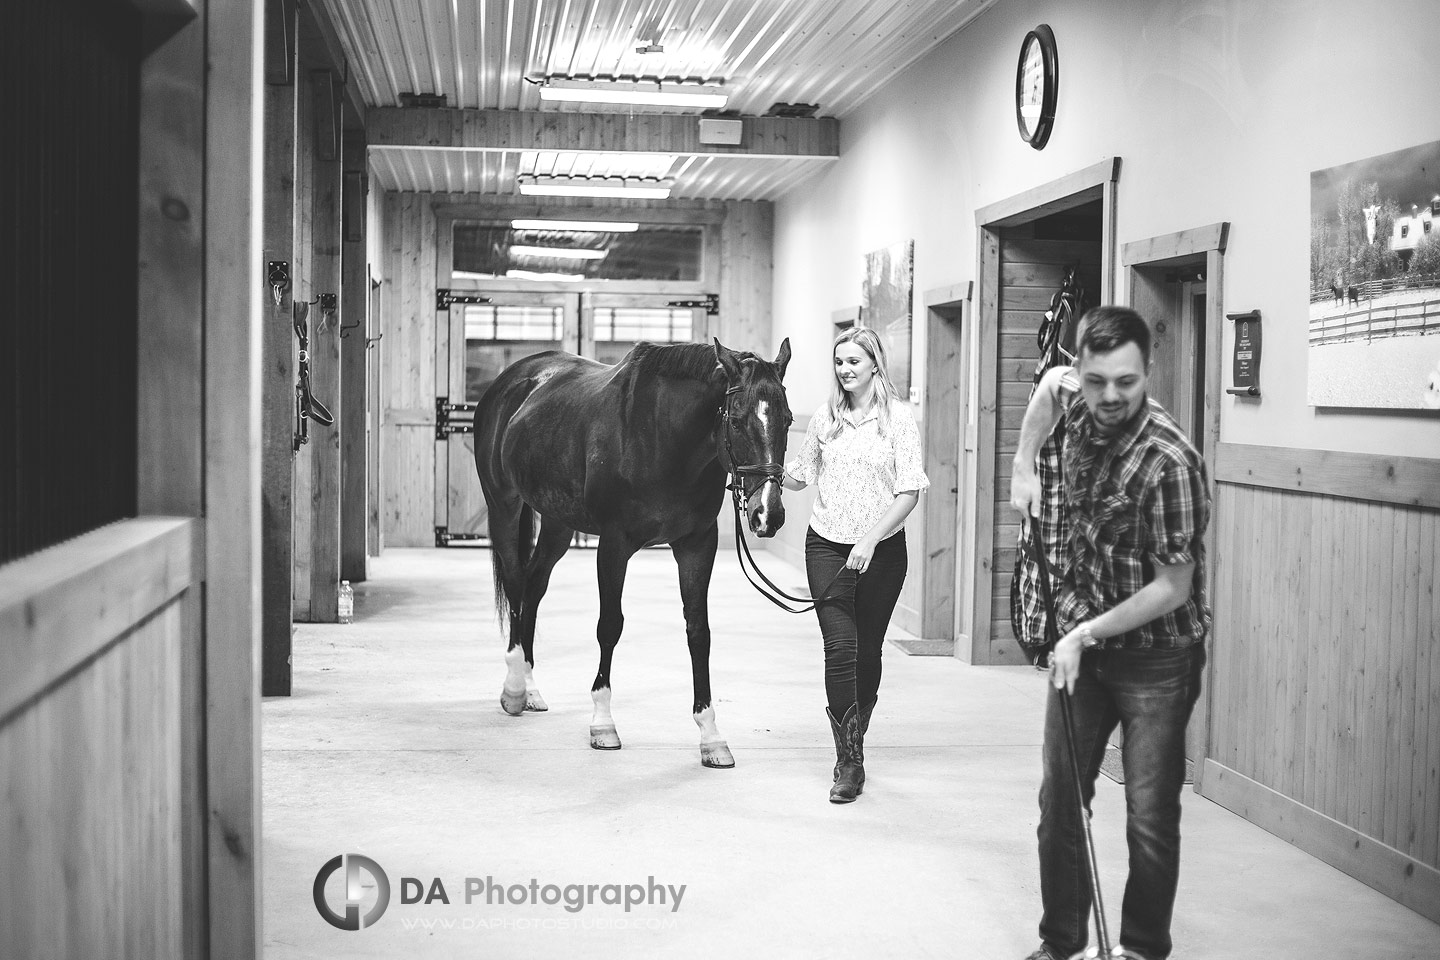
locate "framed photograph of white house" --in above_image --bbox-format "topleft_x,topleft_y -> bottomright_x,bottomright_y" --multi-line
861,239 -> 915,396
1308,139 -> 1440,409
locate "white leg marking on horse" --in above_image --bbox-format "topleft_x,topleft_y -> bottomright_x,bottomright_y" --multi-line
590,687 -> 621,749
500,645 -> 528,716
694,706 -> 735,768
523,662 -> 548,712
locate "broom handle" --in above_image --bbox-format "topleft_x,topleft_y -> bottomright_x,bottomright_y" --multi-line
1030,517 -> 1113,954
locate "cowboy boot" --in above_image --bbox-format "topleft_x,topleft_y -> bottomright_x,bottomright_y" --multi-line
834,697 -> 878,781
827,704 -> 865,803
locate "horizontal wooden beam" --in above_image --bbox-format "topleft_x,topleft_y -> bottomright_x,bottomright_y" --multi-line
368,108 -> 839,158
976,156 -> 1121,229
1122,222 -> 1229,266
1200,760 -> 1440,925
1215,442 -> 1440,510
0,517 -> 201,722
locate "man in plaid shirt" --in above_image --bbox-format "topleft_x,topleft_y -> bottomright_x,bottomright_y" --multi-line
1009,306 -> 1211,960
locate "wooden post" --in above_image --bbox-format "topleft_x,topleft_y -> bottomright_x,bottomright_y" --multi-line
137,8 -> 207,955
205,0 -> 265,951
340,132 -> 369,582
261,1 -> 297,693
309,68 -> 343,621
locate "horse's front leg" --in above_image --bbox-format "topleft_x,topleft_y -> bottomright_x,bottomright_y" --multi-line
590,535 -> 636,750
673,523 -> 733,769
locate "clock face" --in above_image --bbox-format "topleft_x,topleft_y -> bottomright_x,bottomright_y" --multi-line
1015,25 -> 1057,149
1018,37 -> 1045,137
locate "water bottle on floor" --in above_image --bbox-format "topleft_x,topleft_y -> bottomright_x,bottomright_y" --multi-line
338,580 -> 354,623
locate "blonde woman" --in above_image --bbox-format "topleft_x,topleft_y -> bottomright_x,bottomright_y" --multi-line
782,327 -> 929,803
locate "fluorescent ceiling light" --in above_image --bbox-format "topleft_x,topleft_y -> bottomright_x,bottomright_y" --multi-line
511,219 -> 640,233
518,177 -> 672,200
509,245 -> 607,260
539,78 -> 727,110
506,270 -> 585,282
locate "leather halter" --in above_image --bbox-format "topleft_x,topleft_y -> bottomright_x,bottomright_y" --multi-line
718,383 -> 784,501
717,381 -> 850,614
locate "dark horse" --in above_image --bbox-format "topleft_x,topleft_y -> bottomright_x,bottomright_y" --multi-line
473,338 -> 792,768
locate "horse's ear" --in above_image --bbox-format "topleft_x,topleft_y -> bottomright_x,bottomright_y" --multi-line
774,338 -> 791,380
713,337 -> 742,381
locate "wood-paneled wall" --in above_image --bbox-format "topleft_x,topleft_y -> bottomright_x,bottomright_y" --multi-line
1202,445 -> 1440,922
987,238 -> 1102,662
378,193 -> 774,546
0,519 -> 203,959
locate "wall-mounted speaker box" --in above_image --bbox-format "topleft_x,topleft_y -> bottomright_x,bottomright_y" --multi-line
698,118 -> 743,146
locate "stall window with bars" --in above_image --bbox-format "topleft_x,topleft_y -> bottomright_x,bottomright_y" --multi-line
464,305 -> 564,341
593,307 -> 693,343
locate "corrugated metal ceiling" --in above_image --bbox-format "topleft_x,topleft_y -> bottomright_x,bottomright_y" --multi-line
324,0 -> 998,198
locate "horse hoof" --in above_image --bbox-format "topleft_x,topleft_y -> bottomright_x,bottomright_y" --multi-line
524,690 -> 549,712
589,724 -> 622,750
700,740 -> 735,768
500,687 -> 527,716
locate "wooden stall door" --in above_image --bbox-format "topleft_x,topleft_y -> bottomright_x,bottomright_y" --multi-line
990,236 -> 1103,662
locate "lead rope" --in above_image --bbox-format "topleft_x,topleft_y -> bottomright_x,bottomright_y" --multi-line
1030,517 -> 1114,956
726,478 -> 852,614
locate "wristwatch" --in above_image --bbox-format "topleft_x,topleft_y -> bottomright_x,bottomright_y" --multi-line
1076,624 -> 1102,649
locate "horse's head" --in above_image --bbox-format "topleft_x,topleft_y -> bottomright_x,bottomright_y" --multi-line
714,337 -> 792,538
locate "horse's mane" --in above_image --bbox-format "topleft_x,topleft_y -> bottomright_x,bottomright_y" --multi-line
625,342 -> 727,382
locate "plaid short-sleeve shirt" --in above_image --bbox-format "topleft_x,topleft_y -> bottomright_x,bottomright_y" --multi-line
1054,395 -> 1212,649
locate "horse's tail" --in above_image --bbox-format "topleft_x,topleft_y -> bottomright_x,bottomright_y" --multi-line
490,501 -> 536,629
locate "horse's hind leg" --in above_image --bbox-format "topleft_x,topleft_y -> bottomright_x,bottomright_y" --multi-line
590,534 -> 638,750
673,523 -> 733,768
490,499 -> 533,716
512,514 -> 574,712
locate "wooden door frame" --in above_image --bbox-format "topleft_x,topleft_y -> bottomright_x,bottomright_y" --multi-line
1122,222 -> 1229,793
966,158 -> 1120,664
920,282 -> 971,650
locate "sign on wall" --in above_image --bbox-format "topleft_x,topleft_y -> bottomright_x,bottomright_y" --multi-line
861,239 -> 915,397
1308,139 -> 1440,409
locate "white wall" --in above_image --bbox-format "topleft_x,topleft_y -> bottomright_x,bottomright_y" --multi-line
774,0 -> 1440,458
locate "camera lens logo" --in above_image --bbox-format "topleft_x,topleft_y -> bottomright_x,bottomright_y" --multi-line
313,854 -> 391,930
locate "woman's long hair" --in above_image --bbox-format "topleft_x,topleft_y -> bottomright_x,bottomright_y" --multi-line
823,326 -> 900,441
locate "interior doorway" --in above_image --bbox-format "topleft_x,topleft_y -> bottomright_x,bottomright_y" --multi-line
1123,223 -> 1230,784
968,157 -> 1119,665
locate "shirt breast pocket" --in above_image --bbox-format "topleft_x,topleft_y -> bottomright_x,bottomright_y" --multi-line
1094,492 -> 1139,548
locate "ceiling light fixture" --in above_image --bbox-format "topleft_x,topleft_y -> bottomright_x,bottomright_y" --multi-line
538,77 -> 728,110
509,245 -> 608,260
511,219 -> 641,233
518,176 -> 673,200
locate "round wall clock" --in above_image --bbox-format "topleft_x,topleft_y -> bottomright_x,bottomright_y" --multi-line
1016,24 -> 1058,149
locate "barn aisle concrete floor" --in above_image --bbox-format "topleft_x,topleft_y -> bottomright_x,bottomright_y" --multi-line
263,547 -> 1440,960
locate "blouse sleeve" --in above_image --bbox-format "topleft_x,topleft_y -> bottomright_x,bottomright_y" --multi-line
785,407 -> 825,484
890,403 -> 930,494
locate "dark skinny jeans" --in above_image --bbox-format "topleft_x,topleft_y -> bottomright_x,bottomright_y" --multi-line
804,527 -> 908,718
1038,644 -> 1205,960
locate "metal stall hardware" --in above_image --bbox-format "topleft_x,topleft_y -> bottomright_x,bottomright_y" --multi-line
436,289 -> 492,310
665,292 -> 720,315
435,396 -> 477,441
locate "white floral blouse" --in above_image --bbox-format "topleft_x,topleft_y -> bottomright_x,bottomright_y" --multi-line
785,399 -> 930,544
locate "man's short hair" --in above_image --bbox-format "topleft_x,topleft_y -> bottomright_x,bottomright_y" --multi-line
1077,305 -> 1152,365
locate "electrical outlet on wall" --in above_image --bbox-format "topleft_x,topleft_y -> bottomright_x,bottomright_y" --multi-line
908,387 -> 919,404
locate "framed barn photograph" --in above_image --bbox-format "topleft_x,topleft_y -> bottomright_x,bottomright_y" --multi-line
1308,139 -> 1440,409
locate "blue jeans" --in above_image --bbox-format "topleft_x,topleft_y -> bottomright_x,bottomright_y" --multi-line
804,528 -> 908,717
1037,645 -> 1205,960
